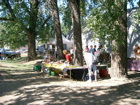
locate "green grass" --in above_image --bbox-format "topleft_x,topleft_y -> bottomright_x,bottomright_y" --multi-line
0,57 -> 34,70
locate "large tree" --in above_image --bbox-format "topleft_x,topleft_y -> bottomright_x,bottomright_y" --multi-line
0,0 -> 53,60
87,0 -> 128,78
69,0 -> 83,66
49,0 -> 64,59
110,0 -> 127,78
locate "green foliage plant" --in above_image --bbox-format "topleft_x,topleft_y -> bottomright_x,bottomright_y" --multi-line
86,0 -> 127,49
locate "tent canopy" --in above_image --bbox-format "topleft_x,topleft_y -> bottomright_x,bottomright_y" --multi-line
47,36 -> 73,50
48,36 -> 72,45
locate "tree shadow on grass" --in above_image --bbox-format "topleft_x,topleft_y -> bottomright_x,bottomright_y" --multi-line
0,68 -> 63,94
0,70 -> 139,105
0,81 -> 139,105
128,71 -> 140,79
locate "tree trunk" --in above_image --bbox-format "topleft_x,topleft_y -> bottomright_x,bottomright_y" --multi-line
110,1 -> 127,78
51,0 -> 64,60
110,41 -> 127,78
26,0 -> 39,61
69,0 -> 83,66
27,31 -> 37,61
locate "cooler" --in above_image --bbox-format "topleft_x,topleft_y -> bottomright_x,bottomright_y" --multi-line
97,65 -> 108,77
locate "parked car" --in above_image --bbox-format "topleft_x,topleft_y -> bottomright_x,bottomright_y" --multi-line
36,45 -> 45,54
20,49 -> 28,53
16,49 -> 28,53
0,48 -> 21,59
36,49 -> 44,54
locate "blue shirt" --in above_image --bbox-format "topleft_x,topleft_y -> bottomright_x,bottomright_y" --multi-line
89,48 -> 94,54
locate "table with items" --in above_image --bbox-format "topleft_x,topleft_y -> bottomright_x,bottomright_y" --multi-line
63,67 -> 88,81
42,62 -> 89,80
42,62 -> 109,81
127,60 -> 140,71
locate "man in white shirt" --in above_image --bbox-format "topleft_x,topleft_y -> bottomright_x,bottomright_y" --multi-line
83,49 -> 97,82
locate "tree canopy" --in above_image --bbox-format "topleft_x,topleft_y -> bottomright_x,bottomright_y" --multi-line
1,0 -> 139,49
0,0 -> 54,49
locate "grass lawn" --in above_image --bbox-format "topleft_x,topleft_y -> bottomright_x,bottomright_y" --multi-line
0,56 -> 35,71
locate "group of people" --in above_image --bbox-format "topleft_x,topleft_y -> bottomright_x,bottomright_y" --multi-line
62,45 -> 104,82
85,45 -> 103,54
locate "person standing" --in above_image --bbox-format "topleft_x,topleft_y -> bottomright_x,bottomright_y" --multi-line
89,45 -> 94,55
85,46 -> 89,52
83,49 -> 97,82
97,45 -> 103,51
93,45 -> 97,52
70,47 -> 74,58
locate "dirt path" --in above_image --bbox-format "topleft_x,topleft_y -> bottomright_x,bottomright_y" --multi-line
0,61 -> 140,105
